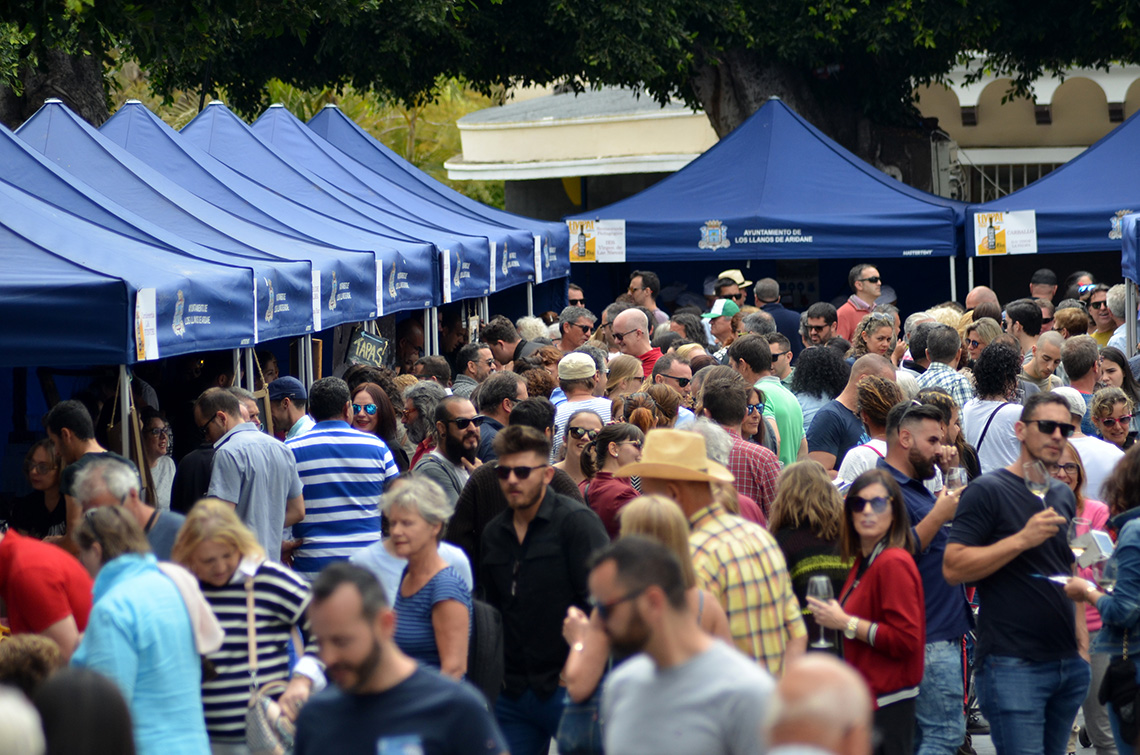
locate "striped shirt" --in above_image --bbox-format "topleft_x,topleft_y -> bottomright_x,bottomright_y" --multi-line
393,566 -> 472,669
199,559 -> 317,743
689,502 -> 807,676
286,420 -> 400,580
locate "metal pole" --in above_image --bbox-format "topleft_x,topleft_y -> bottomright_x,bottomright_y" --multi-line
526,283 -> 534,317
232,348 -> 242,387
967,257 -> 975,292
303,335 -> 313,388
244,348 -> 255,391
423,310 -> 431,357
1127,282 -> 1137,359
430,306 -> 440,355
118,365 -> 130,455
949,257 -> 957,303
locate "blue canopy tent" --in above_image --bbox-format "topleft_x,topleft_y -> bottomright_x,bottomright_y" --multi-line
181,102 -> 492,307
0,179 -> 256,365
308,104 -> 571,287
565,98 -> 965,298
252,104 -> 537,298
17,101 -> 381,333
100,101 -> 437,317
0,122 -> 314,344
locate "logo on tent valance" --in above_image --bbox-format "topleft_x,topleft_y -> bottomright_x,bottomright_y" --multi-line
1111,210 -> 1134,241
699,220 -> 730,251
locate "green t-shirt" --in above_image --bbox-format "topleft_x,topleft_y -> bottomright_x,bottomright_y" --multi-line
755,376 -> 804,467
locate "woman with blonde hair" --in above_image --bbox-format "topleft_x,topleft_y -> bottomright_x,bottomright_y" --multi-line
636,383 -> 682,428
560,495 -> 731,705
605,354 -> 643,400
1090,386 -> 1136,450
964,317 -> 1002,365
674,342 -> 708,362
172,498 -> 322,749
846,312 -> 896,361
768,461 -> 851,648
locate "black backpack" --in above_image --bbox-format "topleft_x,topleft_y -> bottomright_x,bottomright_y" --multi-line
466,598 -> 505,706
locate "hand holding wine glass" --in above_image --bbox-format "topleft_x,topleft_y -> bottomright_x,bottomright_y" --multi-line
1023,460 -> 1051,505
805,576 -> 835,649
1067,517 -> 1091,562
944,467 -> 968,493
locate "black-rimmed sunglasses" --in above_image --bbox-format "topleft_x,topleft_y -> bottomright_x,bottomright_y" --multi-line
495,463 -> 548,480
447,416 -> 486,430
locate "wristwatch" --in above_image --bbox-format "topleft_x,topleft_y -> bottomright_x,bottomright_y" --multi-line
843,617 -> 860,640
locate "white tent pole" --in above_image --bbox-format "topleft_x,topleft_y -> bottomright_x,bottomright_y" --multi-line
1127,282 -> 1137,359
949,257 -> 957,303
423,311 -> 431,357
232,348 -> 242,387
430,306 -> 440,355
119,365 -> 130,454
527,283 -> 534,317
244,348 -> 255,391
967,257 -> 975,292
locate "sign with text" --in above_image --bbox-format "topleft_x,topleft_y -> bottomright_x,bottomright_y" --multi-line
973,210 -> 1038,256
134,288 -> 159,361
567,219 -> 595,262
346,330 -> 391,369
566,219 -> 625,262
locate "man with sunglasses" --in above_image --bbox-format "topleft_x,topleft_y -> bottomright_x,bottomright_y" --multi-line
1087,284 -> 1116,347
451,341 -> 497,400
837,264 -> 883,341
945,393 -> 1089,755
589,537 -> 775,755
412,396 -> 484,506
713,270 -> 750,308
286,377 -> 400,579
612,308 -> 662,377
702,298 -> 740,363
557,305 -> 597,353
803,302 -> 839,348
480,426 -> 609,755
567,283 -> 586,308
628,270 -> 669,326
650,352 -> 694,405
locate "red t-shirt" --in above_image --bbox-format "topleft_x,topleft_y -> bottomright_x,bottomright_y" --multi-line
637,347 -> 663,377
0,530 -> 93,634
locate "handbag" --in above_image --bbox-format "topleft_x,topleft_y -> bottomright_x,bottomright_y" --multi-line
556,685 -> 605,755
244,576 -> 296,755
1099,632 -> 1140,744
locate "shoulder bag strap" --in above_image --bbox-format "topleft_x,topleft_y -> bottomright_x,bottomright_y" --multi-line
976,402 -> 1011,452
245,575 -> 258,691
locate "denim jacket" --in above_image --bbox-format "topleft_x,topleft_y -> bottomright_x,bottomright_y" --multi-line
1094,507 -> 1140,656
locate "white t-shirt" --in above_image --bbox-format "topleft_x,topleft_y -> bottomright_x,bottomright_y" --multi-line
961,399 -> 1023,475
1068,435 -> 1125,500
552,397 -> 613,461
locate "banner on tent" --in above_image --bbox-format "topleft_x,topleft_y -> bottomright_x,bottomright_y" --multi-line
135,288 -> 159,361
566,219 -> 626,263
973,210 -> 1037,256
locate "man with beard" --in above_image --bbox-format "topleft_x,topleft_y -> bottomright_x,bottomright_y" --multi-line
413,396 -> 483,506
295,562 -> 507,755
880,401 -> 971,755
590,536 -> 775,755
944,393 -> 1089,754
479,426 -> 608,755
403,381 -> 447,467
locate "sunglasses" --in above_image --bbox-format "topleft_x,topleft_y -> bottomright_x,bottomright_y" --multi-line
617,440 -> 643,450
569,322 -> 594,335
770,351 -> 789,360
494,463 -> 548,480
806,324 -> 829,332
721,293 -> 744,301
569,298 -> 585,306
846,495 -> 891,514
568,426 -> 599,441
857,276 -> 881,284
1099,415 -> 1133,427
447,415 -> 486,430
589,587 -> 646,620
966,338 -> 983,349
1089,301 -> 1108,310
1028,419 -> 1076,437
658,373 -> 691,388
1078,283 -> 1099,293
613,328 -> 639,342
353,403 -> 378,415
1041,317 -> 1053,324
746,402 -> 765,415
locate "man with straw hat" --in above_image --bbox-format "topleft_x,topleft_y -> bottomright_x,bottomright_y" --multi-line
616,428 -> 807,676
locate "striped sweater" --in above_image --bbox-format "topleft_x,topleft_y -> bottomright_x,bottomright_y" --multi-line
199,559 -> 317,743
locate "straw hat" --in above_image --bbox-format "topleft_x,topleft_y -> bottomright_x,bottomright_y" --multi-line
615,429 -> 735,484
717,269 -> 754,288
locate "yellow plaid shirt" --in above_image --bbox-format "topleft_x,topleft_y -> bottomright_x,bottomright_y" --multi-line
689,502 -> 807,676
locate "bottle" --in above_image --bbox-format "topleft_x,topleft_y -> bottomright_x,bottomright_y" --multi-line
577,228 -> 587,258
986,219 -> 996,250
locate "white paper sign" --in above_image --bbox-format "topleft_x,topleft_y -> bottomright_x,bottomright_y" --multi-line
442,250 -> 453,303
376,260 -> 384,317
973,210 -> 1038,256
134,288 -> 159,361
533,236 -> 544,284
595,220 -> 626,263
311,270 -> 322,332
489,242 -> 498,293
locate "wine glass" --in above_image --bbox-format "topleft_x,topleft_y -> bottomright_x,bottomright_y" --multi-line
806,576 -> 835,649
1067,517 -> 1091,563
1096,559 -> 1118,594
1023,461 -> 1050,506
944,467 -> 968,493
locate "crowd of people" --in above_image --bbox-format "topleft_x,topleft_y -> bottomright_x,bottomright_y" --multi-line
2,264 -> 1140,755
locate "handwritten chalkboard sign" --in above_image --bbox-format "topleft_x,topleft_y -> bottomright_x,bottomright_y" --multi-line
347,330 -> 391,368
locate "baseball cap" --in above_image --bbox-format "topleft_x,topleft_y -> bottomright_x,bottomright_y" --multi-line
268,376 -> 307,401
702,299 -> 741,320
558,352 -> 598,380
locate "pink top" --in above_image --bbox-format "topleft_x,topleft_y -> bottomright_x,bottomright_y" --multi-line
1080,498 -> 1110,632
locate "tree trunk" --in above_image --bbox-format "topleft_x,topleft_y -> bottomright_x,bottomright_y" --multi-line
0,48 -> 109,130
688,48 -> 938,193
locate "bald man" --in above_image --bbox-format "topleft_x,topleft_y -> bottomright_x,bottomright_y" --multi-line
767,653 -> 873,755
612,308 -> 661,376
965,286 -> 998,310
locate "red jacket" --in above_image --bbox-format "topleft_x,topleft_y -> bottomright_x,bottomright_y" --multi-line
581,471 -> 639,539
839,546 -> 925,707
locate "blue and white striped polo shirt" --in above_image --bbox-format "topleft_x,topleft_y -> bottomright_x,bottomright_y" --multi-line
286,420 -> 399,580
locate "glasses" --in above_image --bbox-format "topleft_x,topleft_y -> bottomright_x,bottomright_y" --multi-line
447,416 -> 486,430
846,495 -> 891,514
569,322 -> 594,335
1028,419 -> 1076,438
27,462 -> 55,475
721,293 -> 744,301
494,463 -> 548,480
1079,283 -> 1099,293
617,440 -> 643,450
613,328 -> 639,343
857,276 -> 882,284
482,358 -> 496,367
1089,300 -> 1108,310
197,414 -> 218,437
867,312 -> 893,322
658,373 -> 691,388
146,426 -> 171,437
569,298 -> 585,306
1041,317 -> 1054,325
627,286 -> 645,294
1099,415 -> 1134,427
1048,462 -> 1080,476
589,587 -> 646,620
568,426 -> 599,441
746,402 -> 765,415
770,351 -> 789,360
806,324 -> 829,332
353,403 -> 378,415
966,338 -> 983,349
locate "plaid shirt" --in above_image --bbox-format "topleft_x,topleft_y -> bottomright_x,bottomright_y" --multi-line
724,428 -> 781,520
689,502 -> 807,676
914,361 -> 976,408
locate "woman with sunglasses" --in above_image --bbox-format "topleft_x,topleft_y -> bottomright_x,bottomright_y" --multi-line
1049,443 -> 1116,753
1098,347 -> 1140,431
1091,387 -> 1136,451
807,468 -> 925,755
847,313 -> 896,364
554,410 -> 604,487
963,317 -> 1002,366
743,386 -> 777,455
579,423 -> 644,539
352,381 -> 408,471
